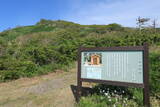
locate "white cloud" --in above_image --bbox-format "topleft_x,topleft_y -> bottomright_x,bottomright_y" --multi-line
64,0 -> 160,27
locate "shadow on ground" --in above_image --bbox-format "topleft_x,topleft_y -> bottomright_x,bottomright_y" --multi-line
70,85 -> 94,102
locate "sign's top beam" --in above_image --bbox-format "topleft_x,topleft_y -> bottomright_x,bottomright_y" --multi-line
79,46 -> 144,51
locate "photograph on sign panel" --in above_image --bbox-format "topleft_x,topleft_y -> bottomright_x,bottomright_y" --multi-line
82,52 -> 103,79
83,52 -> 102,66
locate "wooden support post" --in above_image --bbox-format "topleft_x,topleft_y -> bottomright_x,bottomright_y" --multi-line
77,80 -> 82,102
143,43 -> 150,107
77,47 -> 82,102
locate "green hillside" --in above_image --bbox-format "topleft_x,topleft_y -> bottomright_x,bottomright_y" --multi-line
0,19 -> 160,81
0,19 -> 160,106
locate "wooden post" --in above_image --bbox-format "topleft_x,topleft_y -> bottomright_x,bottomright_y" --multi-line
77,79 -> 82,102
143,43 -> 150,107
77,47 -> 82,102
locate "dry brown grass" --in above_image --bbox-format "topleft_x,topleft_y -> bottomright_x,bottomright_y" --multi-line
0,68 -> 77,107
150,45 -> 160,53
151,97 -> 160,107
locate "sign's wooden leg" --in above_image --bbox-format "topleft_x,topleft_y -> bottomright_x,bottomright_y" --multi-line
143,43 -> 150,107
143,87 -> 150,107
77,81 -> 82,102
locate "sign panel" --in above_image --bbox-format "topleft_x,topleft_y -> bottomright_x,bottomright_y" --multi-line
81,51 -> 143,84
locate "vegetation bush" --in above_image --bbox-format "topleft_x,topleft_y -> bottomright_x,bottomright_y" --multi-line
92,84 -> 143,106
0,70 -> 21,81
150,52 -> 160,97
78,95 -> 139,107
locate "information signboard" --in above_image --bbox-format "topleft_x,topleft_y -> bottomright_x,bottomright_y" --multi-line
77,43 -> 150,107
81,51 -> 143,84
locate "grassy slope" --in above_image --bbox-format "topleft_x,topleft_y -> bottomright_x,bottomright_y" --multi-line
0,19 -> 160,80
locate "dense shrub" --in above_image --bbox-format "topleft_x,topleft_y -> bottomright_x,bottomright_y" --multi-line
27,46 -> 56,65
106,23 -> 124,31
0,56 -> 37,80
78,93 -> 138,107
150,52 -> 160,96
0,70 -> 21,81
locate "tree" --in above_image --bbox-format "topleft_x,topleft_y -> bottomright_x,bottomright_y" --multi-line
152,19 -> 158,33
152,19 -> 159,29
136,16 -> 150,30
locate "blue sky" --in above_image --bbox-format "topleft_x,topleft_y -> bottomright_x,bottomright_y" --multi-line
0,0 -> 160,31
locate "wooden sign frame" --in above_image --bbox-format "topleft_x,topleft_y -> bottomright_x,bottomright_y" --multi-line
77,43 -> 150,107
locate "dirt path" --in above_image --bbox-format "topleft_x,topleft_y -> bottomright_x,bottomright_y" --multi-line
0,68 -> 77,107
